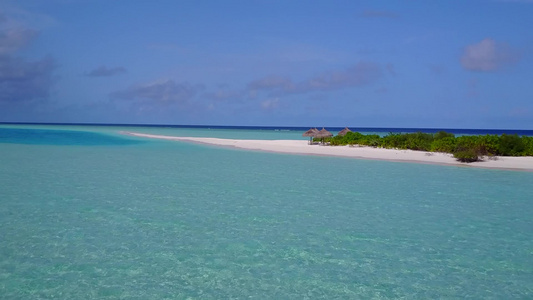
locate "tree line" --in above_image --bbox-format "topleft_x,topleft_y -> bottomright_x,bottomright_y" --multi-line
318,131 -> 533,162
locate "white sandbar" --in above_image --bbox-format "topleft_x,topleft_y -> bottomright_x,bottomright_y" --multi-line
122,131 -> 533,171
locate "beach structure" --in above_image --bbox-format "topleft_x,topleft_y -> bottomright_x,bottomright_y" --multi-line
315,128 -> 333,144
337,127 -> 352,136
302,128 -> 319,144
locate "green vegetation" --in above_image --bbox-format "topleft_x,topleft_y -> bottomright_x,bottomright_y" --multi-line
318,131 -> 533,163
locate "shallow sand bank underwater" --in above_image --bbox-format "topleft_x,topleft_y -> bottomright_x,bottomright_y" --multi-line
122,131 -> 533,171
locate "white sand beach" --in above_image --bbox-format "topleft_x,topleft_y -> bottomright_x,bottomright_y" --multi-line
122,131 -> 533,171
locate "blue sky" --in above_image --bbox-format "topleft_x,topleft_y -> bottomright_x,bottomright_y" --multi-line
1,0 -> 532,129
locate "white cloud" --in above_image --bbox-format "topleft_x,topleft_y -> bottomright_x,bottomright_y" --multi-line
261,98 -> 280,110
0,13 -> 55,103
85,66 -> 126,77
111,80 -> 199,105
460,38 -> 520,72
248,62 -> 383,96
0,28 -> 38,54
0,55 -> 56,103
248,76 -> 294,92
204,88 -> 245,102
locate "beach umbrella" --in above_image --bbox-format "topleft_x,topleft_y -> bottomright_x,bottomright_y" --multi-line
302,128 -> 319,144
337,127 -> 352,136
315,128 -> 333,144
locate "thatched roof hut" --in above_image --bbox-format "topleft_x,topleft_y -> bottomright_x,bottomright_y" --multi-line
302,128 -> 319,137
315,128 -> 333,138
337,127 -> 352,136
315,128 -> 333,144
302,128 -> 319,144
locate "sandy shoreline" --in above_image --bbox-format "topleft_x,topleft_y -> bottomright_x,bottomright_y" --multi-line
121,131 -> 533,171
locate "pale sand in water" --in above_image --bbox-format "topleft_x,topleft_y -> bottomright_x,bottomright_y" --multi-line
122,131 -> 533,171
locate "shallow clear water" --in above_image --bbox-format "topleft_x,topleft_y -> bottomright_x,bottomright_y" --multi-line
1,125 -> 532,298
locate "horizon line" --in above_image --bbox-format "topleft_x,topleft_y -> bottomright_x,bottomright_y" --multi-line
1,121 -> 532,133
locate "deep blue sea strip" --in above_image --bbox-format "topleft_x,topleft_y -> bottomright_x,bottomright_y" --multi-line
1,122 -> 532,136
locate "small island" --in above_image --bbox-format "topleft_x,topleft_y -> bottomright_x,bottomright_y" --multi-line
311,129 -> 533,163
123,131 -> 533,171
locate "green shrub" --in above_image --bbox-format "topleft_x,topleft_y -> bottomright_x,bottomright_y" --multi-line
477,135 -> 500,156
405,132 -> 433,151
455,136 -> 487,155
329,135 -> 344,146
452,135 -> 486,162
453,149 -> 481,162
430,137 -> 456,153
311,130 -> 532,160
523,136 -> 533,156
342,131 -> 365,145
498,134 -> 525,156
381,132 -> 434,151
361,134 -> 382,147
434,131 -> 455,140
381,133 -> 406,149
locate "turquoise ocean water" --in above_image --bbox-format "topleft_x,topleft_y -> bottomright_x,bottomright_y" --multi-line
1,124 -> 532,299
